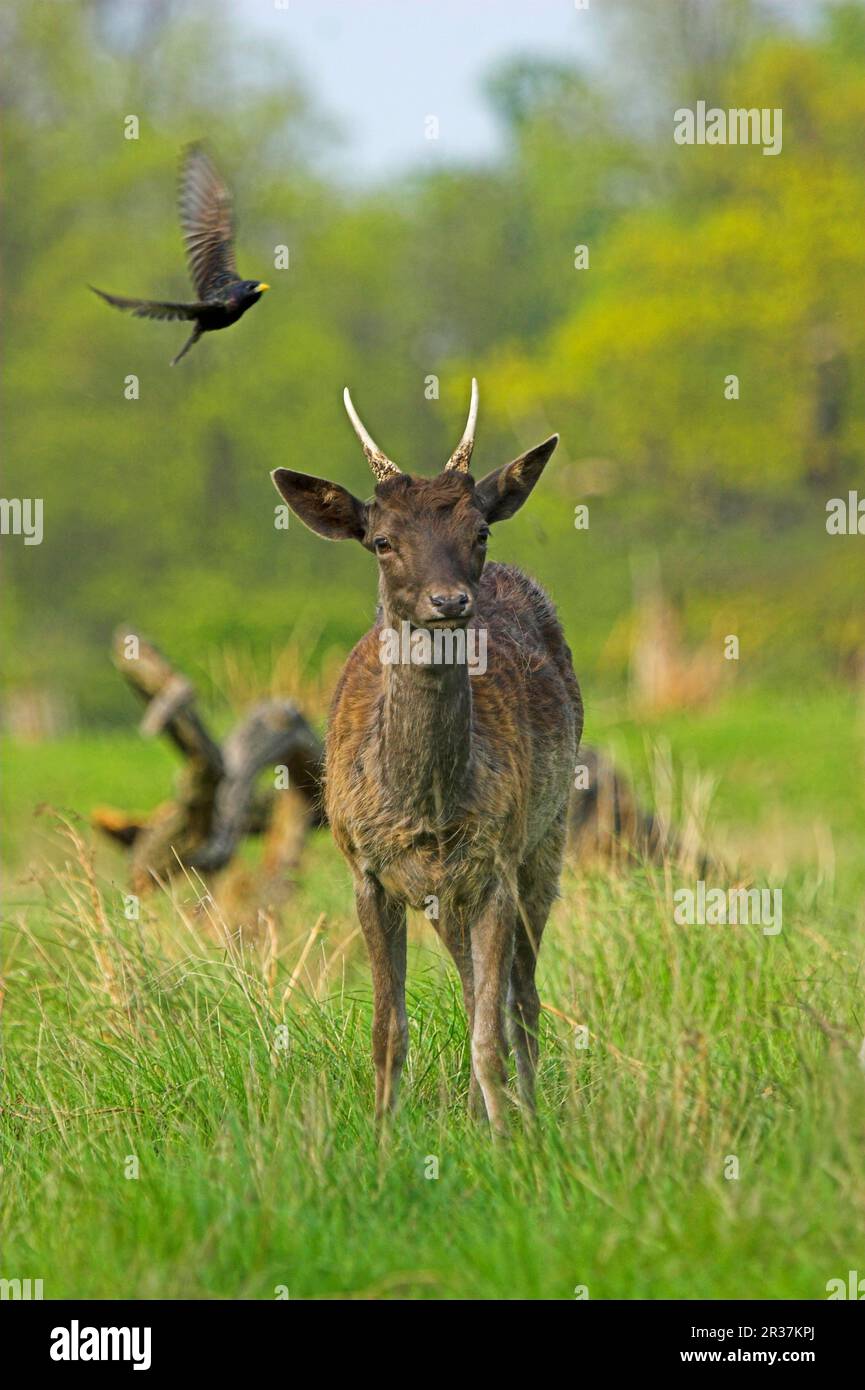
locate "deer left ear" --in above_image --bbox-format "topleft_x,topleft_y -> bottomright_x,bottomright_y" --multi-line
271,469 -> 368,542
474,435 -> 559,523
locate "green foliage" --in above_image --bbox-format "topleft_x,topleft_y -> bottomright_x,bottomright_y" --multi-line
2,0 -> 864,724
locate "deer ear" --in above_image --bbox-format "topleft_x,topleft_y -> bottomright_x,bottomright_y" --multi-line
474,435 -> 559,523
271,469 -> 368,542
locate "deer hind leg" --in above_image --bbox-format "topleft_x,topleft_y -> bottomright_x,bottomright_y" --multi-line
510,810 -> 568,1115
438,917 -> 486,1119
354,874 -> 408,1125
470,885 -> 517,1137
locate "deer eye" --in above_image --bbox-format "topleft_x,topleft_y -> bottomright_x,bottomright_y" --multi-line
477,526 -> 490,544
373,536 -> 393,554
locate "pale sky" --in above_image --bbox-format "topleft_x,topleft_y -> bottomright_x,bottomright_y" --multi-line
246,0 -> 600,180
239,0 -> 816,181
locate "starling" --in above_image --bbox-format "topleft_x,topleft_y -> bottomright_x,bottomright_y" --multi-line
91,144 -> 270,365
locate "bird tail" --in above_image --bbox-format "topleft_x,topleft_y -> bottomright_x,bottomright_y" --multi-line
90,285 -> 159,316
171,326 -> 202,366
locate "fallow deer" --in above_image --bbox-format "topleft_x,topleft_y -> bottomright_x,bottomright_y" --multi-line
271,382 -> 582,1133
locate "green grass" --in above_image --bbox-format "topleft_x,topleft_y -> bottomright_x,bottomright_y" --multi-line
2,688 -> 865,1299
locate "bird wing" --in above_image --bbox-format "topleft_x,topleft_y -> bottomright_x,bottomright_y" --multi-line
178,144 -> 239,299
90,286 -> 208,321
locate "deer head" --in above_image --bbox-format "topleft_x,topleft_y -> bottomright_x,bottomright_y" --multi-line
271,381 -> 559,628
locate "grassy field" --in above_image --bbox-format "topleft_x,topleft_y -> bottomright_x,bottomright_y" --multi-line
2,687 -> 865,1300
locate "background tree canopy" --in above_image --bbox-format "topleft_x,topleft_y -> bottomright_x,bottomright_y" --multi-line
2,0 -> 864,723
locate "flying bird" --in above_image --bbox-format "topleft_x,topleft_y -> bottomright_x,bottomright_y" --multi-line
91,144 -> 270,365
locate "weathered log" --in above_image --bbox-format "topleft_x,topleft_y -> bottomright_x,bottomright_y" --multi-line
568,747 -> 670,864
189,699 -> 324,872
93,629 -> 324,892
111,627 -> 224,770
568,746 -> 715,874
88,633 -> 223,889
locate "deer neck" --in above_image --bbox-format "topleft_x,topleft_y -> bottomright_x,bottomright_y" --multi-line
379,614 -> 473,821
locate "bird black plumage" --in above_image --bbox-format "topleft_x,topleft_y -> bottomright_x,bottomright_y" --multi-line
91,144 -> 269,365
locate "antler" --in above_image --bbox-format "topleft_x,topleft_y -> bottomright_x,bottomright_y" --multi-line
444,378 -> 479,473
343,388 -> 402,483
344,379 -> 479,480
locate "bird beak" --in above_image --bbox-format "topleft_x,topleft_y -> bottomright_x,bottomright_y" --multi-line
256,283 -> 271,293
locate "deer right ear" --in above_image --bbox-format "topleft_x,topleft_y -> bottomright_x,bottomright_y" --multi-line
271,469 -> 368,542
474,435 -> 559,523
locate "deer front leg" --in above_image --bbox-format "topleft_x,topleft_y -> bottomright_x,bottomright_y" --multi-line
470,886 -> 516,1137
438,919 -> 485,1119
355,874 -> 408,1125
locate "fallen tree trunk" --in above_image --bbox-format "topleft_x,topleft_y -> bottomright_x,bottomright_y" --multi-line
92,628 -> 324,893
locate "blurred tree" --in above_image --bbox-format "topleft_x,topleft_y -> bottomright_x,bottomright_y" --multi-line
1,0 -> 863,722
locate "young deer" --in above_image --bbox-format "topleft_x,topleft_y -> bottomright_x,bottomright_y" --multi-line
272,382 -> 582,1133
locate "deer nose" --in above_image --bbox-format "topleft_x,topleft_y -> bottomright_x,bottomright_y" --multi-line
428,590 -> 470,619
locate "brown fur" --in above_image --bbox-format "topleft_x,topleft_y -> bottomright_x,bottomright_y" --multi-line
273,443 -> 582,1133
